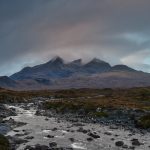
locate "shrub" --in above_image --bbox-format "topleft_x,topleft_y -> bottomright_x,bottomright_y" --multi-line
137,114 -> 150,129
0,134 -> 9,150
91,111 -> 108,118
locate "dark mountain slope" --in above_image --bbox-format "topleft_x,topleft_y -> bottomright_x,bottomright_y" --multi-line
10,57 -> 72,80
10,57 -> 112,80
83,58 -> 111,73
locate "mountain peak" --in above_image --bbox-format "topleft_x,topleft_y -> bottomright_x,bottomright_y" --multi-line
90,58 -> 107,64
47,56 -> 64,65
51,56 -> 63,61
70,59 -> 82,65
51,56 -> 64,63
83,58 -> 111,73
85,58 -> 110,66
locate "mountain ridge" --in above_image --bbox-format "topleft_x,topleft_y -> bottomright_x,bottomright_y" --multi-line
10,57 -> 136,80
0,57 -> 149,90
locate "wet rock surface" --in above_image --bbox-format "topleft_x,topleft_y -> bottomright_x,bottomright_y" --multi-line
0,101 -> 149,150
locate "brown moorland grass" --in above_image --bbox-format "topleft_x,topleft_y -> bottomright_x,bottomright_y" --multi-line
0,87 -> 150,110
0,87 -> 150,128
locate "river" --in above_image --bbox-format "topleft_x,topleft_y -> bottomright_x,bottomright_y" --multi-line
4,103 -> 150,150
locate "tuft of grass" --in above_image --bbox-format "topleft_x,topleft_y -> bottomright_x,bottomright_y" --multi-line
0,134 -> 9,150
137,114 -> 150,129
91,111 -> 108,118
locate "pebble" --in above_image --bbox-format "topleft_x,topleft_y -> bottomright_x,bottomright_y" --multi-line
88,132 -> 100,139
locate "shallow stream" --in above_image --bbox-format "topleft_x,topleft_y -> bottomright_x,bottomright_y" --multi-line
4,104 -> 150,150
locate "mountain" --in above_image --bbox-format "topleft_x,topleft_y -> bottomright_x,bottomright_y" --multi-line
0,56 -> 149,90
11,56 -> 72,80
83,58 -> 111,73
10,57 -> 112,80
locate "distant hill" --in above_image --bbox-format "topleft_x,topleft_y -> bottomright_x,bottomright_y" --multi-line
0,56 -> 150,90
0,76 -> 17,88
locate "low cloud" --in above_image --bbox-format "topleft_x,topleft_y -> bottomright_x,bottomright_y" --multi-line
121,49 -> 150,72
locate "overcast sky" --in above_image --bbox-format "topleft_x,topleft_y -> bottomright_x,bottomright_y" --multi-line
0,0 -> 150,75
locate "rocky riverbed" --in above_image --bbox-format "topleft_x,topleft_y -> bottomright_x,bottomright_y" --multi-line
0,101 -> 149,150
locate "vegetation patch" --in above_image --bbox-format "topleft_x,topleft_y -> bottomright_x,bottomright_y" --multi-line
0,87 -> 150,111
45,100 -> 110,118
0,134 -> 9,150
137,114 -> 150,129
91,111 -> 109,118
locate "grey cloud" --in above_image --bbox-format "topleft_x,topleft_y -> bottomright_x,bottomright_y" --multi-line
0,0 -> 150,75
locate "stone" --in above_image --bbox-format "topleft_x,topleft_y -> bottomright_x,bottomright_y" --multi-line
104,132 -> 112,136
115,141 -> 124,147
25,136 -> 34,140
46,135 -> 54,138
51,128 -> 57,131
69,138 -> 75,142
45,118 -> 49,121
122,145 -> 128,149
87,137 -> 93,142
35,144 -> 50,150
111,138 -> 114,141
13,129 -> 20,132
88,132 -> 100,139
49,142 -> 57,148
131,139 -> 141,146
77,127 -> 88,134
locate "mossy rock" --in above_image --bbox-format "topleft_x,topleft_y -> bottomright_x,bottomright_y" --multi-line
0,134 -> 10,150
137,114 -> 150,129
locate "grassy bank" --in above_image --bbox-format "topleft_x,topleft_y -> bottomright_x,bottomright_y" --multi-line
0,87 -> 150,104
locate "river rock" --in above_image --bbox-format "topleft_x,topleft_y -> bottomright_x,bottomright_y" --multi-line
49,142 -> 57,148
51,127 -> 57,131
46,135 -> 54,138
87,137 -> 93,142
115,141 -> 124,147
131,139 -> 141,146
25,144 -> 50,150
104,132 -> 112,136
25,136 -> 34,140
69,138 -> 75,142
88,132 -> 100,139
77,127 -> 88,134
35,144 -> 50,150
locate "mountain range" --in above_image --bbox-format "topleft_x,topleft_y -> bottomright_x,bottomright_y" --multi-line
0,56 -> 150,90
